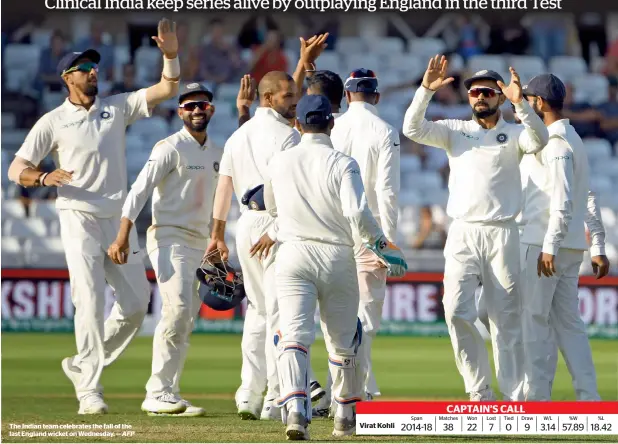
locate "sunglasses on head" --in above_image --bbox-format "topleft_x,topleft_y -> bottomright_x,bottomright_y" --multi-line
179,101 -> 212,112
468,87 -> 502,98
63,61 -> 98,75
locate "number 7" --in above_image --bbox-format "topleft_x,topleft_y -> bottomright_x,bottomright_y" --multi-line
489,423 -> 494,431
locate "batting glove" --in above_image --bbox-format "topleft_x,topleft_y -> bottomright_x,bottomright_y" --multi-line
367,236 -> 408,277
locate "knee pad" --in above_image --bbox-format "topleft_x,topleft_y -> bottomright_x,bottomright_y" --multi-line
276,341 -> 310,411
328,354 -> 362,405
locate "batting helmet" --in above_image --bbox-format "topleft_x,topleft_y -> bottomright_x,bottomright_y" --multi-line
196,250 -> 246,311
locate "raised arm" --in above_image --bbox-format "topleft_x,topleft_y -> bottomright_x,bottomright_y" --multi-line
236,74 -> 257,127
291,33 -> 329,98
144,18 -> 180,109
375,127 -> 401,242
402,55 -> 456,151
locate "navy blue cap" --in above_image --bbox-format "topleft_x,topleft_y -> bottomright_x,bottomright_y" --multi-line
57,49 -> 101,76
296,94 -> 333,125
179,82 -> 214,104
464,69 -> 505,90
344,68 -> 378,93
241,185 -> 265,211
523,74 -> 566,103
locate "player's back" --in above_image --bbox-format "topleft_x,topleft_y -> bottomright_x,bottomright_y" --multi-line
269,133 -> 357,247
221,107 -> 299,209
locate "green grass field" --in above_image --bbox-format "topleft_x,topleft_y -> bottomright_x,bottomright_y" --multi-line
1,333 -> 617,442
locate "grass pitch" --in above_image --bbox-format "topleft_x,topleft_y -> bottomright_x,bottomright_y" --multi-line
1,333 -> 617,442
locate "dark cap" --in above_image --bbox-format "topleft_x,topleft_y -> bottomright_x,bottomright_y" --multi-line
607,76 -> 618,88
344,68 -> 378,93
464,69 -> 505,90
296,94 -> 333,125
179,82 -> 214,104
522,74 -> 566,103
57,49 -> 101,76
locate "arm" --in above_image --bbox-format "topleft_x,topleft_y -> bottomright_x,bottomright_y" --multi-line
402,86 -> 454,151
291,33 -> 329,97
144,18 -> 180,109
585,190 -> 606,257
514,99 -> 550,154
236,74 -> 256,128
375,128 -> 401,242
542,139 -> 574,256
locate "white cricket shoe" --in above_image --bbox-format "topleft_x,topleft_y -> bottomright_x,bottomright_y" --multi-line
61,357 -> 81,395
237,397 -> 261,420
312,394 -> 331,419
141,393 -> 187,414
469,386 -> 497,401
146,399 -> 205,417
78,393 -> 108,415
286,412 -> 310,440
260,398 -> 281,420
310,381 -> 326,402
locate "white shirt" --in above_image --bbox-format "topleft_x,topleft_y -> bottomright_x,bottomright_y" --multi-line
266,133 -> 383,247
15,90 -> 151,217
403,86 -> 549,223
519,119 -> 606,256
219,107 -> 300,212
121,127 -> 223,252
330,101 -> 401,242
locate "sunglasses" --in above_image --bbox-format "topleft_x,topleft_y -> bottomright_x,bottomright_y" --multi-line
63,61 -> 98,75
468,87 -> 502,98
179,101 -> 213,112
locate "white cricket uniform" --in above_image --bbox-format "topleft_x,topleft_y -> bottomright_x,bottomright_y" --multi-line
519,119 -> 603,401
219,107 -> 301,405
266,133 -> 383,415
403,86 -> 549,400
14,92 -> 152,401
329,102 -> 400,397
121,127 -> 222,398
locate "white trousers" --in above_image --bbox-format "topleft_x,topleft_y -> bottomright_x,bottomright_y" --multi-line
275,242 -> 362,415
235,210 -> 279,404
442,220 -> 523,400
59,209 -> 150,401
146,244 -> 203,397
520,244 -> 600,401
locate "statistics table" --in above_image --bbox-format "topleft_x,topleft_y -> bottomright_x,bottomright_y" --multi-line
356,401 -> 618,435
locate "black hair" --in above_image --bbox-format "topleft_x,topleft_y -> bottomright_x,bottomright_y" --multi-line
300,118 -> 331,133
306,70 -> 344,107
545,98 -> 564,111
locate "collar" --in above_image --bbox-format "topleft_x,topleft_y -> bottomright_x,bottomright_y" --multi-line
547,118 -> 570,136
62,96 -> 100,113
180,126 -> 209,149
300,133 -> 333,148
255,107 -> 292,125
347,101 -> 379,116
471,113 -> 506,131
332,112 -> 343,118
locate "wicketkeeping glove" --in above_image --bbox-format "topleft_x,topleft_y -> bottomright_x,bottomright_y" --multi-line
367,236 -> 408,277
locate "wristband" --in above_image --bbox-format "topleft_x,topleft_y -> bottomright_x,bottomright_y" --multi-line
40,172 -> 49,187
162,56 -> 180,81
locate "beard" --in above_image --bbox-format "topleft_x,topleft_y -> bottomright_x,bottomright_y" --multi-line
84,84 -> 98,97
274,104 -> 296,120
184,114 -> 210,132
472,102 -> 499,119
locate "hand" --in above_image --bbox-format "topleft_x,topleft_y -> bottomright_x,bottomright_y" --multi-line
422,55 -> 455,91
591,255 -> 610,279
537,252 -> 556,277
152,18 -> 178,58
205,238 -> 229,262
368,236 -> 408,278
497,67 -> 523,104
108,237 -> 129,265
42,169 -> 74,187
236,74 -> 257,109
249,234 -> 275,261
299,33 -> 329,66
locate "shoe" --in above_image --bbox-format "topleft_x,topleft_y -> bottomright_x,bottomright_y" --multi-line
237,398 -> 261,420
141,393 -> 187,414
333,414 -> 356,436
286,412 -> 309,440
78,393 -> 108,415
62,357 -> 81,395
260,398 -> 281,420
310,381 -> 326,403
470,386 -> 497,401
146,399 -> 205,417
312,394 -> 331,419
365,392 -> 374,401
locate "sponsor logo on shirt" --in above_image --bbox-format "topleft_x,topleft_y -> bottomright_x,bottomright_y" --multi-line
186,165 -> 205,170
554,156 -> 570,160
460,131 -> 479,140
61,118 -> 87,128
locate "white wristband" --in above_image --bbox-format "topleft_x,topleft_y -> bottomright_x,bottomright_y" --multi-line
162,56 -> 180,80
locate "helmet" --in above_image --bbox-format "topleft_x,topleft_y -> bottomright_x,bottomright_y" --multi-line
196,250 -> 246,311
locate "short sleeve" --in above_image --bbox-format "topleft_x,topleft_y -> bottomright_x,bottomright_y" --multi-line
219,139 -> 234,177
15,114 -> 55,166
108,89 -> 152,126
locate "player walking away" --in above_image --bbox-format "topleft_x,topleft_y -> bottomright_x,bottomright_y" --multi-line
7,18 -> 181,415
108,83 -> 221,416
402,55 -> 549,401
254,94 -> 407,439
206,71 -> 301,421
518,74 -> 610,401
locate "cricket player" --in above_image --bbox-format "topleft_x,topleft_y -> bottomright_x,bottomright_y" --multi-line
7,19 -> 181,414
253,94 -> 407,439
206,71 -> 301,420
107,83 -> 220,416
402,55 -> 549,401
518,74 -> 610,401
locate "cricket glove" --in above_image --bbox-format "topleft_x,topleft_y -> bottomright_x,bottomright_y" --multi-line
367,236 -> 408,277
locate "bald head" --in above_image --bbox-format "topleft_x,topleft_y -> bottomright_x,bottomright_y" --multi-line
258,71 -> 297,120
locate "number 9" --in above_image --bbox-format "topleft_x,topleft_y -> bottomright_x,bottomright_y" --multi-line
525,424 -> 530,431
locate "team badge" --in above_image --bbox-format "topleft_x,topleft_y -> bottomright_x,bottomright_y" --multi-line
475,70 -> 488,76
496,133 -> 508,144
250,201 -> 258,210
213,161 -> 219,172
100,111 -> 111,120
187,82 -> 200,89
